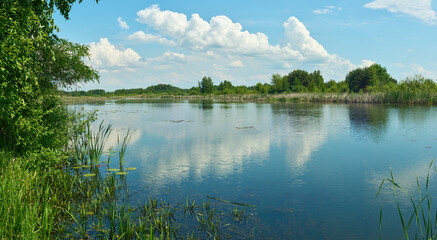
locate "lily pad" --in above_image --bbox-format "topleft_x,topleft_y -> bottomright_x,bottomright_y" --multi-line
125,167 -> 137,171
84,173 -> 96,177
116,172 -> 129,175
81,165 -> 92,168
72,166 -> 82,169
108,168 -> 121,172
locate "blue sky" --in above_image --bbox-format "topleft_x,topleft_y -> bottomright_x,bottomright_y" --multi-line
54,0 -> 437,91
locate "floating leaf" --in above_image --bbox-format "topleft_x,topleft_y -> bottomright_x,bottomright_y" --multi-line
235,126 -> 254,130
72,166 -> 82,169
119,161 -> 127,164
116,172 -> 129,175
84,173 -> 96,177
86,211 -> 94,215
125,167 -> 137,171
170,120 -> 184,123
81,165 -> 92,168
108,169 -> 121,172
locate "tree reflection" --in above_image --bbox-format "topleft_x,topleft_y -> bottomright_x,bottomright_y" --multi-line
348,104 -> 389,142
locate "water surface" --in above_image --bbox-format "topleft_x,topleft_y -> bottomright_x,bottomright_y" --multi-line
71,100 -> 437,239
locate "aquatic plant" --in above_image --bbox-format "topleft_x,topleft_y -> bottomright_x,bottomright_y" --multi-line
377,160 -> 437,239
87,121 -> 112,165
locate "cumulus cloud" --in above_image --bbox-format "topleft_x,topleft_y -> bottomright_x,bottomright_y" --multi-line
229,60 -> 244,68
89,38 -> 142,67
136,5 -> 301,58
130,5 -> 376,83
87,5 -> 377,90
163,51 -> 185,61
135,4 -> 358,70
128,31 -> 175,45
282,17 -> 331,61
359,59 -> 376,68
117,17 -> 129,29
364,0 -> 437,23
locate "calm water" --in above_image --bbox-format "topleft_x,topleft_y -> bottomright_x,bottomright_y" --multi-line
71,100 -> 437,239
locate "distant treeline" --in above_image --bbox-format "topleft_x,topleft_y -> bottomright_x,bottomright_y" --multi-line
63,64 -> 437,98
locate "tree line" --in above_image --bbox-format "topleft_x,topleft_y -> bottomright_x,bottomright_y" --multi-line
64,64 -> 437,97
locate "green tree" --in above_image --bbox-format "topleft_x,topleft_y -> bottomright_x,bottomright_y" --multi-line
255,83 -> 269,94
288,70 -> 309,91
218,80 -> 234,94
345,64 -> 395,93
0,0 -> 99,152
199,76 -> 214,94
271,74 -> 289,93
306,70 -> 325,92
345,68 -> 370,93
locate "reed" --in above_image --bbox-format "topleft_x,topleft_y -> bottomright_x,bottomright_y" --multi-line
86,121 -> 112,165
377,160 -> 437,239
2,119 -> 260,239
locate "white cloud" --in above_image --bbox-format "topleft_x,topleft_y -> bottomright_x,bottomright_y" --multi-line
163,51 -> 185,61
313,9 -> 332,15
117,17 -> 129,29
85,5 -> 375,90
313,6 -> 341,15
134,4 -> 361,75
282,17 -> 331,61
359,59 -> 376,68
411,64 -> 437,78
229,60 -> 244,68
127,31 -> 175,45
364,0 -> 437,23
136,5 -> 301,57
89,38 -> 142,67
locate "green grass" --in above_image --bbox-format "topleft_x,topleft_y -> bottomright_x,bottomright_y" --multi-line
0,150 -> 74,239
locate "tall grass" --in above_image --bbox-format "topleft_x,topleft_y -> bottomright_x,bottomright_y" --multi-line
63,91 -> 437,105
0,150 -> 76,239
377,160 -> 437,239
86,121 -> 112,165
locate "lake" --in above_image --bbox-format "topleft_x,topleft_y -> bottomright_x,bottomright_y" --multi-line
71,99 -> 437,239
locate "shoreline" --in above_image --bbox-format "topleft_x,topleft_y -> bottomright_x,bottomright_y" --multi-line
61,92 -> 437,105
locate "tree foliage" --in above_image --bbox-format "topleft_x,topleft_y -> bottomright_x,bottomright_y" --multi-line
199,76 -> 214,94
345,64 -> 396,93
0,0 -> 99,152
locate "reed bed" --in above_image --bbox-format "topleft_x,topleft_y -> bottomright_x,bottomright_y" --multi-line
62,91 -> 437,105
